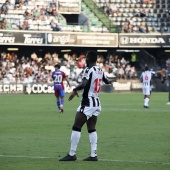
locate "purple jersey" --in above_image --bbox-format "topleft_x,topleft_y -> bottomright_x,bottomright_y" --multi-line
52,70 -> 66,91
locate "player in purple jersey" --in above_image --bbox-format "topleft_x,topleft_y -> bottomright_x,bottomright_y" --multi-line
59,51 -> 115,161
52,64 -> 70,113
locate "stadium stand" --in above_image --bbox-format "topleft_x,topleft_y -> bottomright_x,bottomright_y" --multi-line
0,0 -> 170,32
93,0 -> 170,33
0,0 -> 109,32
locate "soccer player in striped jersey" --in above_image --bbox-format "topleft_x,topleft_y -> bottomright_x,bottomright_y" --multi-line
140,65 -> 155,108
59,51 -> 114,161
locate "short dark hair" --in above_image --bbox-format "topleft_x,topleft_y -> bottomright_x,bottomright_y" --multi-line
54,64 -> 61,69
145,65 -> 149,71
86,50 -> 97,63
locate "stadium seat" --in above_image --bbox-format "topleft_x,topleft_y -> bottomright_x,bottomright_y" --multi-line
163,27 -> 168,32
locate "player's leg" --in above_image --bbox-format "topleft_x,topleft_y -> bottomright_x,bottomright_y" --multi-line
142,87 -> 146,107
55,91 -> 61,112
83,115 -> 98,161
69,111 -> 87,155
145,95 -> 150,107
59,110 -> 87,161
144,87 -> 150,108
59,90 -> 65,112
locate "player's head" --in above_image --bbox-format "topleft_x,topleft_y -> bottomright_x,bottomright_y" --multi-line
54,64 -> 61,69
85,50 -> 97,66
145,65 -> 149,71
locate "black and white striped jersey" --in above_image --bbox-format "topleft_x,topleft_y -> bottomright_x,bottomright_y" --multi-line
80,65 -> 110,107
140,71 -> 155,87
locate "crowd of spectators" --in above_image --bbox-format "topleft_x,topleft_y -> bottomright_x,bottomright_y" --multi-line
0,0 -> 62,31
97,54 -> 137,79
0,51 -> 137,85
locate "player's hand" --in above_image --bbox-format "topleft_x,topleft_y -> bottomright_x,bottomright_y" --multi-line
110,77 -> 117,83
68,90 -> 79,101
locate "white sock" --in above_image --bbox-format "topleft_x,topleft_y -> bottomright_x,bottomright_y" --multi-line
69,130 -> 81,156
89,131 -> 97,157
145,97 -> 149,106
144,98 -> 147,106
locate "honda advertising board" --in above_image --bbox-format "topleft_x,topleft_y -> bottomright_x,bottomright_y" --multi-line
162,33 -> 170,48
119,33 -> 168,47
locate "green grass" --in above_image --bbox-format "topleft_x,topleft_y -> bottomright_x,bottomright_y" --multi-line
0,93 -> 170,170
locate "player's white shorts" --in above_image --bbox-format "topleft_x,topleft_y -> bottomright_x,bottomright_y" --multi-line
77,105 -> 101,120
142,86 -> 150,95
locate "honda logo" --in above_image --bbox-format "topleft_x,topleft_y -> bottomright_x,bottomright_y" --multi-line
120,37 -> 129,44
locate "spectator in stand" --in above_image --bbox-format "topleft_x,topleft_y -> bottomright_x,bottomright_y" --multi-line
33,9 -> 40,19
112,64 -> 118,77
140,9 -> 147,17
128,17 -> 134,25
46,7 -> 53,16
149,0 -> 156,4
0,19 -> 6,29
103,6 -> 110,16
109,3 -> 118,16
24,8 -> 29,19
125,64 -> 131,79
22,20 -> 29,30
122,22 -> 129,33
138,24 -> 147,33
50,19 -> 61,31
135,9 -> 146,17
15,0 -> 23,9
117,65 -> 125,79
127,24 -> 134,33
1,0 -> 10,14
143,0 -> 150,4
130,66 -> 136,79
120,57 -> 126,65
52,4 -> 58,16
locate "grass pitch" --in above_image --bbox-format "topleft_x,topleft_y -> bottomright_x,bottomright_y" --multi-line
0,92 -> 170,170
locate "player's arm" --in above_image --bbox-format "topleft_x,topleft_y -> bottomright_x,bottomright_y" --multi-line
140,73 -> 143,82
102,72 -> 116,84
65,76 -> 71,87
51,72 -> 54,82
68,77 -> 88,101
74,77 -> 88,91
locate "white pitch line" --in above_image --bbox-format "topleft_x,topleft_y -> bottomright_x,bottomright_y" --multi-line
99,159 -> 170,165
0,155 -> 51,159
0,155 -> 170,165
104,108 -> 170,112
